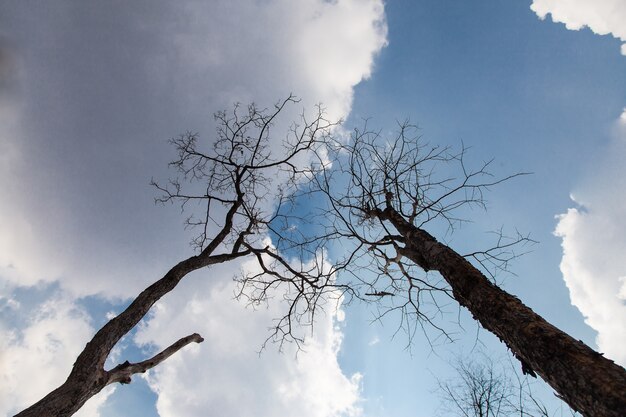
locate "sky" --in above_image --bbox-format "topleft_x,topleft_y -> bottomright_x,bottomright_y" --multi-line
0,1 -> 624,417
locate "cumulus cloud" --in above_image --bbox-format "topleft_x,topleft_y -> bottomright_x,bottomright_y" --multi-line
0,1 -> 386,415
530,0 -> 626,55
0,292 -> 114,416
531,0 -> 626,366
554,117 -> 626,366
0,0 -> 387,298
135,258 -> 362,417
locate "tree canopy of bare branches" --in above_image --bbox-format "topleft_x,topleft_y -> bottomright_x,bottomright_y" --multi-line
296,122 -> 626,417
16,97 -> 626,417
15,96 -> 341,417
250,116 -> 626,416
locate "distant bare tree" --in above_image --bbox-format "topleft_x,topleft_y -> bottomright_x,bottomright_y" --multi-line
438,354 -> 578,417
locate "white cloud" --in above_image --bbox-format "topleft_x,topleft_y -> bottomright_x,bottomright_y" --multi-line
530,0 -> 626,55
0,294 -> 20,310
0,1 -> 386,414
0,0 -> 387,298
531,0 -> 626,365
134,258 -> 362,417
554,121 -> 626,366
368,336 -> 380,346
73,387 -> 116,417
367,335 -> 380,346
0,293 -> 114,416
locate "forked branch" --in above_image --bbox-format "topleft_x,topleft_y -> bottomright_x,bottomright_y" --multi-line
15,96 -> 339,417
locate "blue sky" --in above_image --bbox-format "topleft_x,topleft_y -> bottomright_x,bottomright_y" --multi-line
1,1 -> 625,417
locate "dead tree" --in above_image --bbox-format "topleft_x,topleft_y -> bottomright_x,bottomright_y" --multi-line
438,354 -> 574,417
290,123 -> 626,417
439,356 -> 519,417
16,100 -> 626,417
241,120 -> 625,416
14,96 -> 340,417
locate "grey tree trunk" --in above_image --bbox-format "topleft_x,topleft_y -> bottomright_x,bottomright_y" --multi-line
13,256 -> 210,417
372,205 -> 626,417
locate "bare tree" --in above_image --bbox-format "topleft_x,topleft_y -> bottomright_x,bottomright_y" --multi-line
15,99 -> 626,417
438,354 -> 577,417
287,123 -> 626,417
14,96 -> 340,417
241,120 -> 626,416
439,357 -> 522,417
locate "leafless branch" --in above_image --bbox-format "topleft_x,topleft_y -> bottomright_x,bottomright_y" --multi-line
16,96 -> 342,417
106,333 -> 204,385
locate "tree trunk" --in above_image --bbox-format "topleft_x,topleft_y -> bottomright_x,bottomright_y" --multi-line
13,254 -> 226,417
376,206 -> 626,417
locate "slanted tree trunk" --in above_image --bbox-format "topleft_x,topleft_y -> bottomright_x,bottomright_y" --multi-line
14,253 -> 229,417
371,205 -> 626,417
14,96 -> 334,417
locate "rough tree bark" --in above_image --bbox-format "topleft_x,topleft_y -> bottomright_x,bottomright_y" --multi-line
289,121 -> 626,417
368,203 -> 626,417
